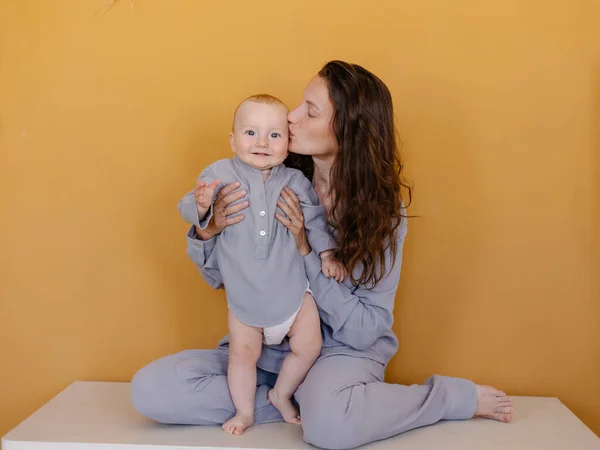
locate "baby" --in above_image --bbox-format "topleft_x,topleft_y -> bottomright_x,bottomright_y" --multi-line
178,94 -> 345,435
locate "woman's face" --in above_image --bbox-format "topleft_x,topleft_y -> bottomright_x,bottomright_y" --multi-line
287,76 -> 338,157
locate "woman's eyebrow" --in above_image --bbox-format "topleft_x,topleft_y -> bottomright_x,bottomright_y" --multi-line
306,100 -> 320,112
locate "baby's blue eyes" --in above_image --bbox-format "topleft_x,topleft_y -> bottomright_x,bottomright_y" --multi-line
244,131 -> 281,138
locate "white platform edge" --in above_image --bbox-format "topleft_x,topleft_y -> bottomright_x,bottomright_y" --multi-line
2,381 -> 599,450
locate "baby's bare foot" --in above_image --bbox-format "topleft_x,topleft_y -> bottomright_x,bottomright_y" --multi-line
475,385 -> 514,423
222,412 -> 254,435
268,389 -> 301,425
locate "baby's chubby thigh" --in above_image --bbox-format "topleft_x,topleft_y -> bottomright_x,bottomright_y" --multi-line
287,292 -> 322,362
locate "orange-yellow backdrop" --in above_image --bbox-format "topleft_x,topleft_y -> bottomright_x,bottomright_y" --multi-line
1,0 -> 598,439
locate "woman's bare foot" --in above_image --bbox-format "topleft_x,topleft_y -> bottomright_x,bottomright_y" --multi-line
474,385 -> 514,423
222,412 -> 254,435
268,389 -> 301,425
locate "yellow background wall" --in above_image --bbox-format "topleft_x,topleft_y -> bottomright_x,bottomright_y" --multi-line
1,0 -> 598,438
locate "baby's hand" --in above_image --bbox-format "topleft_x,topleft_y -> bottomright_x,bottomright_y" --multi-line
320,250 -> 347,283
194,179 -> 220,216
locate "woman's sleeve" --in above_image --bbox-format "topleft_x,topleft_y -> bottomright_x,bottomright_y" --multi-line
304,219 -> 408,350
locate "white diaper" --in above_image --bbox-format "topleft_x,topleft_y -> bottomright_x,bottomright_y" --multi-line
263,286 -> 313,346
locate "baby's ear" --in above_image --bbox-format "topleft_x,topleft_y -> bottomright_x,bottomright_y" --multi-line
229,132 -> 236,153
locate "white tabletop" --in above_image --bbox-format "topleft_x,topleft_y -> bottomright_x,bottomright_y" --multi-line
2,381 -> 599,450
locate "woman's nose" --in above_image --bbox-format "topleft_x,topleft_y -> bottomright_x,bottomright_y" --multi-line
287,107 -> 299,124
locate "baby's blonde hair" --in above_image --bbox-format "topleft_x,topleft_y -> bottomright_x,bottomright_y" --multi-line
232,94 -> 288,131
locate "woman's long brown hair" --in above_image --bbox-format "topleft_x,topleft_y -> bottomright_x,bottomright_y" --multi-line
287,60 -> 412,288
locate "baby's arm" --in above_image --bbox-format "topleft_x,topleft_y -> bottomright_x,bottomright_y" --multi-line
178,165 -> 225,289
195,179 -> 220,221
185,227 -> 223,289
178,166 -> 221,230
287,174 -> 346,282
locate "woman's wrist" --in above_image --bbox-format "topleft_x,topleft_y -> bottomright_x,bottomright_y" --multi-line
195,225 -> 215,241
299,243 -> 312,257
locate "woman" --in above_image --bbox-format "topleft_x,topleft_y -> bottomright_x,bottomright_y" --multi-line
131,60 -> 513,449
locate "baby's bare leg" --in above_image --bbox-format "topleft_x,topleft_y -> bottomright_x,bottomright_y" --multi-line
269,293 -> 322,424
222,311 -> 263,435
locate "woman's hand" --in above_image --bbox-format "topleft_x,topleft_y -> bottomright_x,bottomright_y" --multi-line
276,187 -> 311,256
196,181 -> 248,240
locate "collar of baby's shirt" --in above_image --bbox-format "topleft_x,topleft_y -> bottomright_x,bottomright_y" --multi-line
232,155 -> 283,178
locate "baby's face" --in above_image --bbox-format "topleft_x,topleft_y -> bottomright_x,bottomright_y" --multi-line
230,101 -> 289,170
